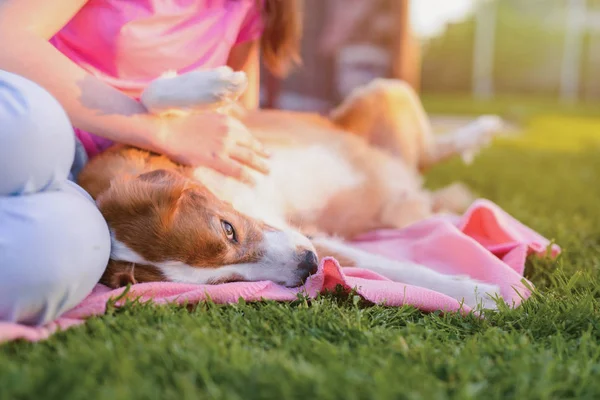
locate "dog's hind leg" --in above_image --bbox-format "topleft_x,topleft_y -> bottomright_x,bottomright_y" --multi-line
431,182 -> 476,214
419,116 -> 504,170
378,189 -> 434,230
330,79 -> 433,170
329,79 -> 504,171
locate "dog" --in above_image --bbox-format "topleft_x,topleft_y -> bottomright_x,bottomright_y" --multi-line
78,66 -> 504,309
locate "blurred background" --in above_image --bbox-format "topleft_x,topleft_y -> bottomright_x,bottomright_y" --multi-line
259,0 -> 600,124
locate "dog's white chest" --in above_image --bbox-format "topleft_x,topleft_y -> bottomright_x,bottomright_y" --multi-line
192,144 -> 364,228
268,145 -> 364,211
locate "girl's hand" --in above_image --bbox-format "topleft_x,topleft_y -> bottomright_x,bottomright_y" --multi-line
155,112 -> 270,185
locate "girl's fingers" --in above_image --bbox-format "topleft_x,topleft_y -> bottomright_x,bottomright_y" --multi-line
229,145 -> 271,175
226,116 -> 271,158
210,156 -> 257,186
236,138 -> 271,158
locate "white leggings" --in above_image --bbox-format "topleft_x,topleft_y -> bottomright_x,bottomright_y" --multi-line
0,70 -> 111,325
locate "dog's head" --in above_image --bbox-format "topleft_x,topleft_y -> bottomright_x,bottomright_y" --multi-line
97,169 -> 318,288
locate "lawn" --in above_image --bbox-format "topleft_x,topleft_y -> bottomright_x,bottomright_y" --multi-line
2,99 -> 600,400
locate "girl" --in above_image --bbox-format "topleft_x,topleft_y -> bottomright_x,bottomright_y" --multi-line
0,0 -> 301,325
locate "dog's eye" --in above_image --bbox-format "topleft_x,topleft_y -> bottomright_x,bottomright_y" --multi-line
221,220 -> 237,242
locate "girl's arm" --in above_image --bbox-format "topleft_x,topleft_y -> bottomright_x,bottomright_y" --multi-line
227,40 -> 261,110
0,0 -> 159,151
0,0 -> 271,182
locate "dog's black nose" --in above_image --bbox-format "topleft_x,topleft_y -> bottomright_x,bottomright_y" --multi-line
297,250 -> 319,275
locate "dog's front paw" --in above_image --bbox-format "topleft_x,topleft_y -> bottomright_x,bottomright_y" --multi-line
141,66 -> 248,115
197,66 -> 248,103
446,276 -> 503,311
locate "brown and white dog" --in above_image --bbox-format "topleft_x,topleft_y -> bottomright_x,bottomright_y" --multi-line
78,67 -> 505,309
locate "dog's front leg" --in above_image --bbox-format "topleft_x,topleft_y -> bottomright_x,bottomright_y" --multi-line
312,236 -> 501,310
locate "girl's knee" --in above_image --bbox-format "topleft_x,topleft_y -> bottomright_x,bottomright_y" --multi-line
0,70 -> 75,196
0,188 -> 110,325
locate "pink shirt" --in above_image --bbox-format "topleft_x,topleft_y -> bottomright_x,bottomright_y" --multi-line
50,0 -> 264,157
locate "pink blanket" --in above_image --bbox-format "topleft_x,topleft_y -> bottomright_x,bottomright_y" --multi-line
0,199 -> 560,344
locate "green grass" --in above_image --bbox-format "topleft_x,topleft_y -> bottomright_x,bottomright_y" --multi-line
3,107 -> 600,399
422,93 -> 600,124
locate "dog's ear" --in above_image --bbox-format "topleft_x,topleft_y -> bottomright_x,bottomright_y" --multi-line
101,260 -> 167,288
98,168 -> 189,222
137,169 -> 181,184
101,261 -> 138,288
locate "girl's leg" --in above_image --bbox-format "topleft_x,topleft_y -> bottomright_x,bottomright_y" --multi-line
0,70 -> 75,196
0,185 -> 111,325
0,70 -> 110,325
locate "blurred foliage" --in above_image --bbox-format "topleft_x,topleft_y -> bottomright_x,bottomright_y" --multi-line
421,0 -> 600,99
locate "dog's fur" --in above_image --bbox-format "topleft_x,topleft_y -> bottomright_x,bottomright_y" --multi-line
78,67 -> 504,309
